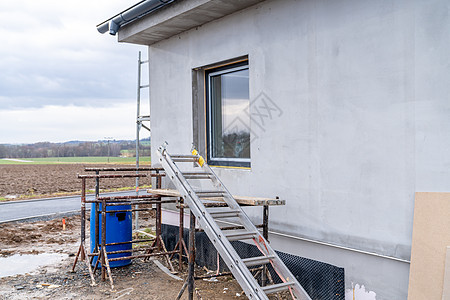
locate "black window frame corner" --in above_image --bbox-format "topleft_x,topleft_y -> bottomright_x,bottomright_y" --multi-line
205,60 -> 251,169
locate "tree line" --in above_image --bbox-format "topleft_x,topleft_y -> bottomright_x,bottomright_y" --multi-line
0,140 -> 151,158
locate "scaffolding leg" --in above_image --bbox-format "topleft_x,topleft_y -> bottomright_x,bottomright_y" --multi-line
71,244 -> 82,273
188,212 -> 196,300
170,198 -> 188,272
83,244 -> 97,286
176,279 -> 188,300
101,198 -> 107,282
103,248 -> 115,290
262,204 -> 269,286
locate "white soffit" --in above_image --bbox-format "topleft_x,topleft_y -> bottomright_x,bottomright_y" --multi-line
118,0 -> 265,45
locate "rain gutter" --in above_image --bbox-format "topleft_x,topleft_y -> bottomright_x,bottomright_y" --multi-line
96,0 -> 176,36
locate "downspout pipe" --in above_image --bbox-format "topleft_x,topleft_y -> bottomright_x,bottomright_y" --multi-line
97,0 -> 175,36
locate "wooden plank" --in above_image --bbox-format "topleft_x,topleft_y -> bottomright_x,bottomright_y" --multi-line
148,189 -> 180,197
407,192 -> 450,300
147,189 -> 285,206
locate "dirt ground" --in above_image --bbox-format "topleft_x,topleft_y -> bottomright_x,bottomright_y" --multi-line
0,215 -> 247,300
0,164 -> 150,199
0,164 -> 289,299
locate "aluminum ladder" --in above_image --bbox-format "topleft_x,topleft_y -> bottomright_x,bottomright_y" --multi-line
157,144 -> 311,300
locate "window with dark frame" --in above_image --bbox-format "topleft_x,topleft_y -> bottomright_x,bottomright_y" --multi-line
205,60 -> 250,168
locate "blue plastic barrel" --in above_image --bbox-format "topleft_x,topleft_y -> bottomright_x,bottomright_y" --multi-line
90,202 -> 132,267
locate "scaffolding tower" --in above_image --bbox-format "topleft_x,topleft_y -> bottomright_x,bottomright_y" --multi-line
135,51 -> 150,230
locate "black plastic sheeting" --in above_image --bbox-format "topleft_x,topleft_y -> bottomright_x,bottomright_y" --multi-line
162,224 -> 345,299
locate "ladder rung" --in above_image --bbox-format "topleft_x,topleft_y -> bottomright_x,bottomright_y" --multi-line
171,155 -> 199,163
209,210 -> 240,219
203,202 -> 228,207
137,116 -> 150,121
196,191 -> 224,198
184,175 -> 211,179
242,255 -> 275,267
224,230 -> 257,241
219,225 -> 245,231
183,171 -> 212,175
261,282 -> 296,294
140,84 -> 150,88
198,194 -> 224,199
195,190 -> 223,194
184,172 -> 212,179
172,158 -> 198,162
172,155 -> 198,158
195,191 -> 224,198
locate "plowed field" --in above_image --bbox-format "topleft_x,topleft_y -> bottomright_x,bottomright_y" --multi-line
0,164 -> 149,199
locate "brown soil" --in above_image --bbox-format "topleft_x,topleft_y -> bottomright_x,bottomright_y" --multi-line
0,216 -> 248,299
0,164 -> 287,299
0,164 -> 151,199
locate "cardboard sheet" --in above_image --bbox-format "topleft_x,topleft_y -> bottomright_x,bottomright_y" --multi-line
408,192 -> 450,300
442,247 -> 450,300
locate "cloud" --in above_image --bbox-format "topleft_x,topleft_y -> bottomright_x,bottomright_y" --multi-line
0,1 -> 149,143
0,0 -> 146,110
0,103 -> 145,144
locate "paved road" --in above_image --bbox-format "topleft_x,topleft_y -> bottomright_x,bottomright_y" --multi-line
0,191 -> 146,223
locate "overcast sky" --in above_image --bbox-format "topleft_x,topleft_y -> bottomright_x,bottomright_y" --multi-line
0,0 -> 148,144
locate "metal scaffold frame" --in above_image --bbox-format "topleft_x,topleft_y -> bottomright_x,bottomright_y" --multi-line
71,166 -> 281,295
71,167 -> 187,289
136,51 -> 151,230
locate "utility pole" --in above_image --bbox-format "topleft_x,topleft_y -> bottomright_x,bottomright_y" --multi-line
104,137 -> 113,163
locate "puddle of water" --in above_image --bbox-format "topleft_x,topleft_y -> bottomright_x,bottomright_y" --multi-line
0,253 -> 67,277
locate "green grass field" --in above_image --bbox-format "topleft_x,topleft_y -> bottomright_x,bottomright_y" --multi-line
0,156 -> 151,165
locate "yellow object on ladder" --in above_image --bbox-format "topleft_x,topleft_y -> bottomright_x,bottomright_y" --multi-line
191,149 -> 205,167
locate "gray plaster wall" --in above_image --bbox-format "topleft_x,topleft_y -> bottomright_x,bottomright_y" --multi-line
148,0 -> 450,298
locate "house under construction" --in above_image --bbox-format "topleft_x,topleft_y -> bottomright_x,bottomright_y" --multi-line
97,0 -> 450,299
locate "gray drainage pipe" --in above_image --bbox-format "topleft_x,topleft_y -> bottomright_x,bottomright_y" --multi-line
97,0 -> 175,36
